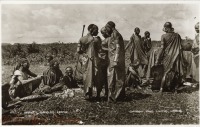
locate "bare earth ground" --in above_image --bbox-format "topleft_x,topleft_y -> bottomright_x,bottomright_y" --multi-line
1,65 -> 199,125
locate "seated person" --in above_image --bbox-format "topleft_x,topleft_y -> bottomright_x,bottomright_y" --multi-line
125,59 -> 142,90
8,58 -> 42,100
40,59 -> 63,93
60,67 -> 79,89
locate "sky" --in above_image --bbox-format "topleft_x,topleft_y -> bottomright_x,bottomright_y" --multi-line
1,4 -> 200,44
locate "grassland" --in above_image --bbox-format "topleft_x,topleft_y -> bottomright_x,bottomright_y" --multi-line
1,64 -> 199,125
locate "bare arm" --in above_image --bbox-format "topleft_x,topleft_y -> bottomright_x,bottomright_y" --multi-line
26,69 -> 37,77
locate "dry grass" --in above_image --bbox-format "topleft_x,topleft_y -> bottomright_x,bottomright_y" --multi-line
1,65 -> 199,125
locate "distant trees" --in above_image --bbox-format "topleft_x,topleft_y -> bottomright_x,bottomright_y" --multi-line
27,42 -> 40,54
2,42 -> 78,65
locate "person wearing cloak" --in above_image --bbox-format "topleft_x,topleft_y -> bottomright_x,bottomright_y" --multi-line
156,22 -> 184,92
125,27 -> 148,77
104,21 -> 126,102
77,24 -> 101,99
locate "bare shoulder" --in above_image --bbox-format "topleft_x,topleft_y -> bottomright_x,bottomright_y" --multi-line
80,35 -> 94,44
94,36 -> 102,42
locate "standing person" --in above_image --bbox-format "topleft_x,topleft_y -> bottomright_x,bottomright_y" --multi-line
125,27 -> 148,77
94,27 -> 111,101
77,24 -> 101,99
141,31 -> 152,77
142,31 -> 152,58
192,22 -> 199,82
104,21 -> 126,102
156,22 -> 184,92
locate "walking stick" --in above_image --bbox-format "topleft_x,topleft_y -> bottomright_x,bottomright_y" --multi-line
74,25 -> 85,80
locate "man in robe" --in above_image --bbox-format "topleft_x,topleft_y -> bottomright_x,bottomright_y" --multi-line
77,24 -> 101,100
156,22 -> 185,92
125,27 -> 148,77
104,21 -> 126,102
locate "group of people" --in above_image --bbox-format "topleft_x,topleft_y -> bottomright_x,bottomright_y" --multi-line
3,21 -> 199,106
76,21 -> 199,102
7,57 -> 79,102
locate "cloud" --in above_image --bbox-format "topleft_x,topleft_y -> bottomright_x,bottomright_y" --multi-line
2,4 -> 199,43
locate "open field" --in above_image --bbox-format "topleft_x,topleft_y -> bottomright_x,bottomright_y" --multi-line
1,65 -> 199,125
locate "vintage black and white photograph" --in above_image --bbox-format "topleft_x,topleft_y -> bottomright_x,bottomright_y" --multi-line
1,0 -> 200,125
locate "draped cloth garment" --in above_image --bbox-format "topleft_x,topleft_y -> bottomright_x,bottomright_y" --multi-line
129,34 -> 148,65
160,32 -> 184,74
106,29 -> 125,101
77,34 -> 100,95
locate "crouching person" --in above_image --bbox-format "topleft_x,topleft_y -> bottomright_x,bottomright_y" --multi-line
8,58 -> 42,100
125,60 -> 142,90
59,67 -> 79,89
40,60 -> 63,93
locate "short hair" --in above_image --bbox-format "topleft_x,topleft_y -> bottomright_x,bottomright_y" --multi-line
145,31 -> 150,35
134,27 -> 140,32
107,21 -> 116,28
164,22 -> 173,28
88,24 -> 98,33
88,24 -> 98,30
